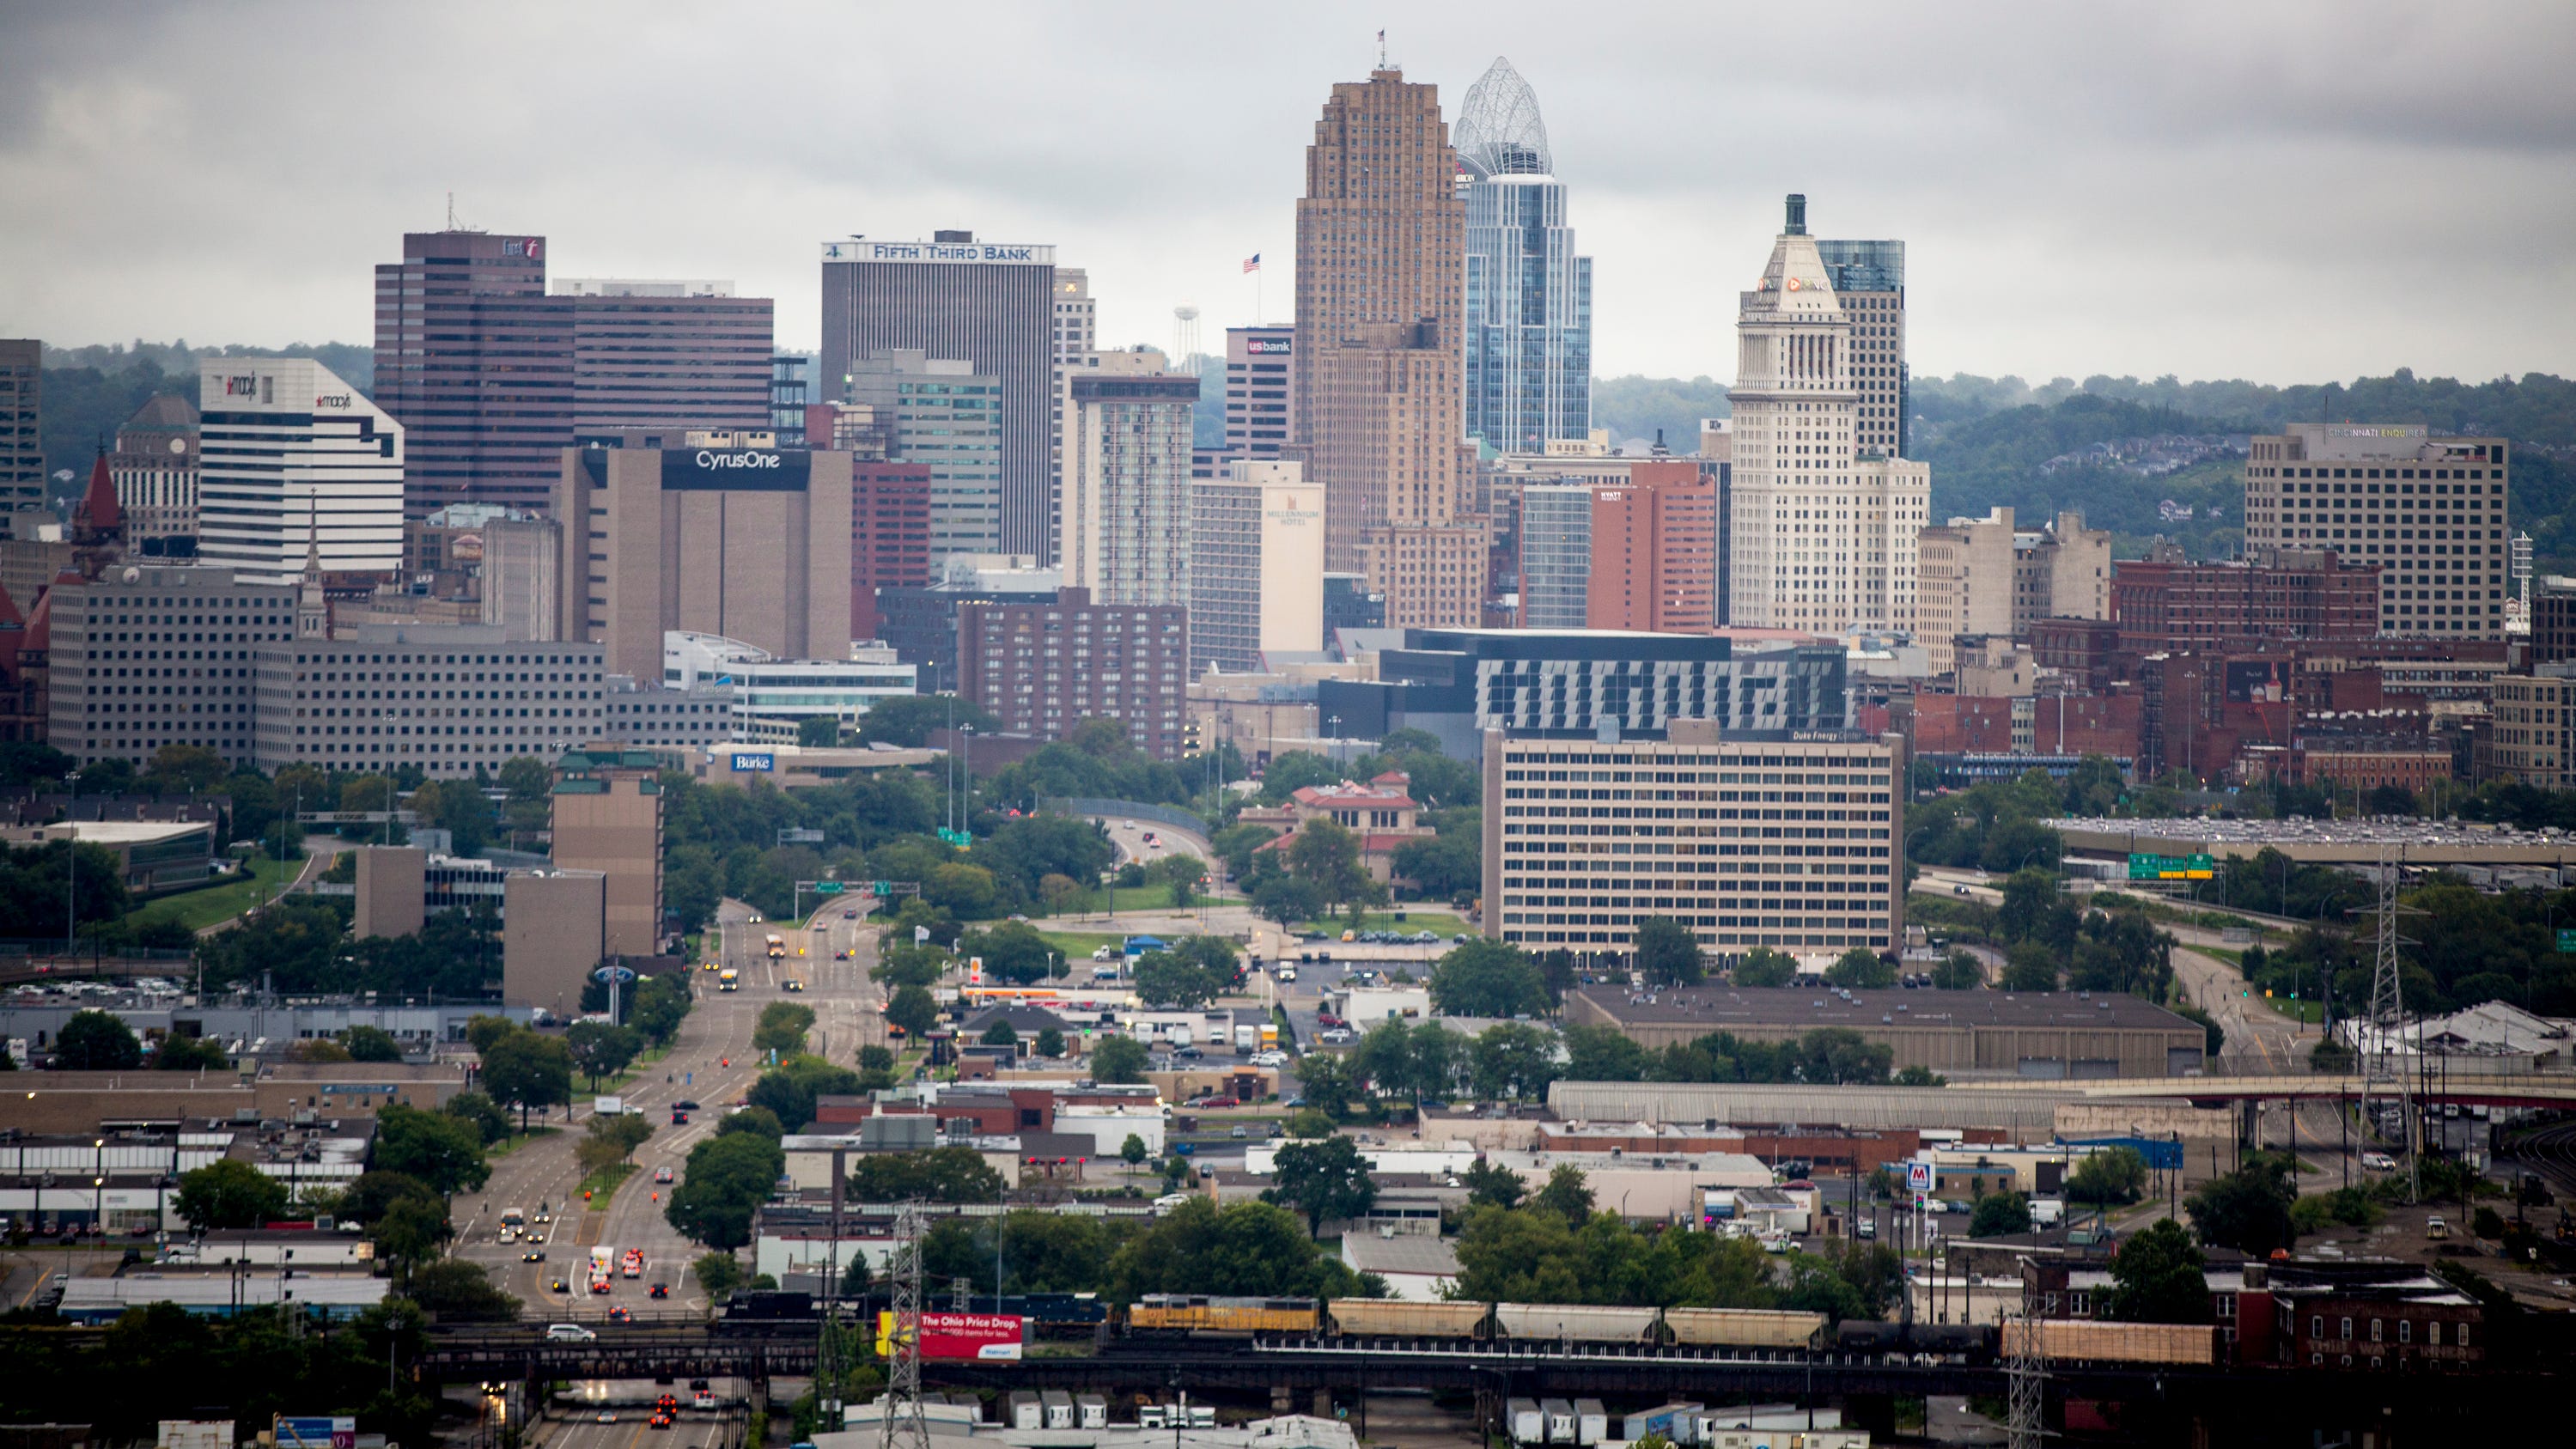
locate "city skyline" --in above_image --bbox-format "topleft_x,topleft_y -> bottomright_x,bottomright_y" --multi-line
3,3 -> 2571,387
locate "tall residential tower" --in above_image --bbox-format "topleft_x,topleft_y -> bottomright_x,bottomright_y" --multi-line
1456,58 -> 1592,455
1292,69 -> 1485,629
1725,196 -> 1929,634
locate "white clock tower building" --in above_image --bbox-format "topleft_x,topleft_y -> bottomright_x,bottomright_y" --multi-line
1726,196 -> 1929,635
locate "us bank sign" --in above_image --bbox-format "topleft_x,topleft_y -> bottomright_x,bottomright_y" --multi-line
821,240 -> 1055,265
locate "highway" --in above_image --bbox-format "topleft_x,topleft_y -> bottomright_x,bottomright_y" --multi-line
451,897 -> 890,1319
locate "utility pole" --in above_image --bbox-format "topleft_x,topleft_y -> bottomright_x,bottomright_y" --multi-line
880,1201 -> 930,1449
2005,1257 -> 2048,1449
2360,850 -> 2423,1204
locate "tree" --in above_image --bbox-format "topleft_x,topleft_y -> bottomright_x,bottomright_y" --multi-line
291,1038 -> 355,1063
694,1250 -> 746,1299
2103,1217 -> 2211,1323
374,1103 -> 491,1194
583,1111 -> 655,1168
1532,1164 -> 1594,1223
155,1034 -> 231,1071
2184,1154 -> 2297,1255
370,1196 -> 455,1284
478,1027 -> 574,1130
442,1091 -> 511,1146
1120,1133 -> 1148,1165
1251,872 -> 1326,930
1284,1108 -> 1336,1139
174,1158 -> 289,1229
341,1025 -> 405,1062
1970,1191 -> 2032,1239
1090,1034 -> 1149,1085
1148,853 -> 1208,909
1133,948 -> 1228,1009
632,971 -> 694,1047
1998,868 -> 2061,941
1561,1025 -> 1647,1082
1732,947 -> 1799,989
1824,948 -> 1896,989
979,1019 -> 1020,1048
2066,1147 -> 2150,1206
1999,942 -> 2060,992
1462,1160 -> 1527,1210
797,716 -> 842,748
1633,916 -> 1706,988
751,1002 -> 817,1056
56,1009 -> 141,1069
337,1171 -> 439,1225
886,984 -> 940,1038
956,919 -> 1055,985
1428,939 -> 1550,1018
1931,952 -> 1984,990
667,1130 -> 788,1251
1390,834 -> 1479,899
844,1147 -> 1005,1202
1264,1135 -> 1378,1235
410,1258 -> 520,1322
1286,819 -> 1383,924
1105,1197 -> 1365,1301
1033,1026 -> 1066,1058
1470,1023 -> 1559,1101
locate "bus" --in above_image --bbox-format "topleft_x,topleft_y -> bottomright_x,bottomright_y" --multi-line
589,1246 -> 616,1294
717,968 -> 740,992
765,933 -> 787,959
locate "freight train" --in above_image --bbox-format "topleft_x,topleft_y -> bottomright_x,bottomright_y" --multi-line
722,1291 -> 2216,1369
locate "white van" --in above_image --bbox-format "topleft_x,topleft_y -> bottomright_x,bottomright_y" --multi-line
2360,1151 -> 2396,1172
545,1324 -> 598,1342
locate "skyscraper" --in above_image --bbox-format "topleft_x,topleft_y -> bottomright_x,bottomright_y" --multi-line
1223,325 -> 1296,461
1586,460 -> 1717,634
1190,460 -> 1326,673
1292,68 -> 1486,629
550,277 -> 775,436
1725,196 -> 1930,635
2244,423 -> 2510,640
1456,58 -> 1592,455
1064,350 -> 1198,608
0,340 -> 44,539
197,357 -> 405,583
843,349 -> 1002,563
819,234 -> 1057,558
1814,239 -> 1906,457
375,232 -> 575,518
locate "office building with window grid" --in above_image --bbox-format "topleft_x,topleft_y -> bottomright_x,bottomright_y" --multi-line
196,357 -> 405,583
1813,238 -> 1905,458
956,587 -> 1187,759
1456,58 -> 1592,455
2241,423 -> 2509,640
1482,720 -> 1903,959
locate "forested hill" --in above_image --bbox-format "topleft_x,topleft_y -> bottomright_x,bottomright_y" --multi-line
34,341 -> 369,500
1599,368 -> 2576,568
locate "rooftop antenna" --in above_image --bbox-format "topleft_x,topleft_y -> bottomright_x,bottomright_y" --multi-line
1377,27 -> 1387,69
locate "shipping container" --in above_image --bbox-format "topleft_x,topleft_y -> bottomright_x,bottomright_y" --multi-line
1077,1396 -> 1107,1430
1660,1306 -> 1829,1349
1493,1303 -> 1659,1342
1574,1401 -> 1607,1446
1042,1391 -> 1075,1429
1620,1403 -> 1703,1445
1508,1399 -> 1544,1446
1542,1399 -> 1577,1444
1008,1393 -> 1041,1431
1325,1299 -> 1489,1338
2001,1319 -> 2216,1366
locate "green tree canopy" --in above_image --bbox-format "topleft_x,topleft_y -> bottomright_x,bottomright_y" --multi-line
2067,1147 -> 2150,1206
1262,1135 -> 1377,1234
1428,938 -> 1550,1017
1633,917 -> 1707,987
56,1009 -> 141,1069
1089,1034 -> 1150,1084
844,1146 -> 1004,1202
2184,1154 -> 2297,1256
340,1025 -> 405,1062
174,1158 -> 290,1229
1105,1197 -> 1366,1301
373,1104 -> 491,1195
666,1129 -> 788,1251
2103,1217 -> 2212,1323
1970,1191 -> 2032,1239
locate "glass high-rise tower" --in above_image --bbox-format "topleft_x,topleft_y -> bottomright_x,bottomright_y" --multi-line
1456,58 -> 1592,455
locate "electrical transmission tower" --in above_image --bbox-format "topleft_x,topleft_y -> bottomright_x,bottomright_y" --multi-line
2005,1262 -> 2048,1449
880,1202 -> 931,1449
2360,853 -> 2423,1203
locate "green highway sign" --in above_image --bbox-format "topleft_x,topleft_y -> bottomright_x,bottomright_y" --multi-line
872,881 -> 892,897
2127,852 -> 2216,881
2557,928 -> 2576,954
937,828 -> 972,848
813,881 -> 844,894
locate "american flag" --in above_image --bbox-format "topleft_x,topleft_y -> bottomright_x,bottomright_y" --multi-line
1243,253 -> 1261,273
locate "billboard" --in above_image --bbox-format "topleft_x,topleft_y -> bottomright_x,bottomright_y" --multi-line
731,752 -> 776,772
660,448 -> 812,493
274,1420 -> 355,1449
876,1311 -> 1026,1361
160,1423 -> 234,1449
1904,1160 -> 1933,1194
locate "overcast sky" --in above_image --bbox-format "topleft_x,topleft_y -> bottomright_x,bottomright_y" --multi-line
4,0 -> 2573,386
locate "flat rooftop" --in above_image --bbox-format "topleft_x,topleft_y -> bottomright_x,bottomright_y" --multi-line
1571,985 -> 2199,1034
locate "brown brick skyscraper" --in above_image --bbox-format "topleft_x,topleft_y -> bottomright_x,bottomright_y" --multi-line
1292,69 -> 1485,628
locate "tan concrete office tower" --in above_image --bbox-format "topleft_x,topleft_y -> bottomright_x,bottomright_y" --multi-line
1292,68 -> 1485,628
550,750 -> 663,958
552,440 -> 855,682
1064,349 -> 1199,607
1190,460 -> 1325,672
1725,196 -> 1930,634
2243,423 -> 2510,639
